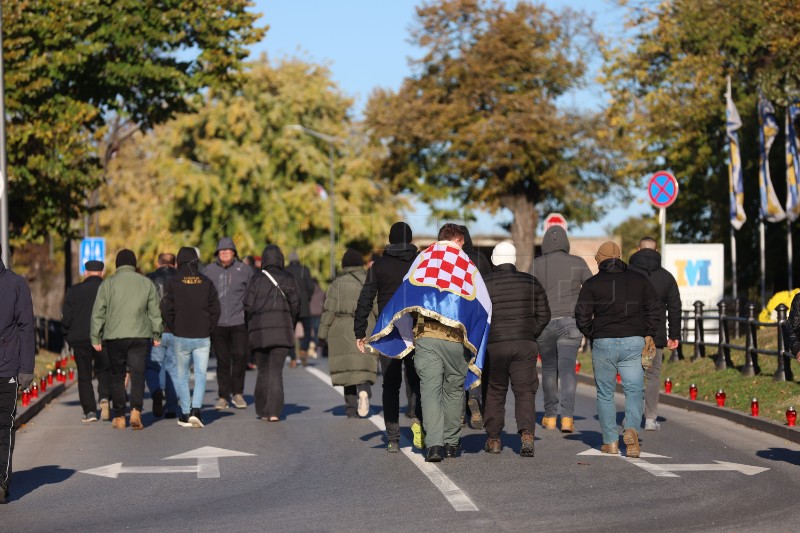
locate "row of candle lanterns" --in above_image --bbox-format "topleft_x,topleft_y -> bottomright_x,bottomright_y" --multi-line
20,367 -> 75,407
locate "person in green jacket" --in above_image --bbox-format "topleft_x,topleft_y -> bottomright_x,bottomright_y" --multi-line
319,249 -> 377,418
91,249 -> 163,430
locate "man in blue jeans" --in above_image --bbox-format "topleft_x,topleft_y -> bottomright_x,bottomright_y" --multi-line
575,242 -> 658,457
161,248 -> 220,428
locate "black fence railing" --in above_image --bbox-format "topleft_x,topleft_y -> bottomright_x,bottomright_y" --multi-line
670,300 -> 794,382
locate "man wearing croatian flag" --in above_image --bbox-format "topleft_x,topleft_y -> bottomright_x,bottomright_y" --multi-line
367,223 -> 492,463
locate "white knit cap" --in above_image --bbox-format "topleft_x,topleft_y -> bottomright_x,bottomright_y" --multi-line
491,241 -> 517,266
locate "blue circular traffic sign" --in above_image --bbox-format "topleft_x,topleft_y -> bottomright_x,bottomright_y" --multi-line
648,171 -> 679,208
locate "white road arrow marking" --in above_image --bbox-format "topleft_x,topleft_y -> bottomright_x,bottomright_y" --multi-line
80,447 -> 255,479
579,447 -> 770,478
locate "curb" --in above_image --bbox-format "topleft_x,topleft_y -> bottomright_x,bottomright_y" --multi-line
575,373 -> 800,444
16,380 -> 75,426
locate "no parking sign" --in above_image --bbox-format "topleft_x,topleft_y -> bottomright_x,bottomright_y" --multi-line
648,171 -> 679,208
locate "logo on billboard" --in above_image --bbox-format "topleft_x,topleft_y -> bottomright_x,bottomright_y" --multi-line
675,260 -> 712,287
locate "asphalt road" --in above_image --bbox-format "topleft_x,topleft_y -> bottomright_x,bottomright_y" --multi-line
5,355 -> 800,533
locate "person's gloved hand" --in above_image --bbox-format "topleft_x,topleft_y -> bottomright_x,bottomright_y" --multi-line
642,336 -> 657,370
18,373 -> 34,391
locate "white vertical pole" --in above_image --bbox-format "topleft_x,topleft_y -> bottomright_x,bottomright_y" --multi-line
760,218 -> 767,308
730,227 -> 738,302
789,219 -> 794,289
659,207 -> 666,265
0,4 -> 9,267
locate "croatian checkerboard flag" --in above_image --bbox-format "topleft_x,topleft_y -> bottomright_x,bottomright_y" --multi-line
367,242 -> 492,390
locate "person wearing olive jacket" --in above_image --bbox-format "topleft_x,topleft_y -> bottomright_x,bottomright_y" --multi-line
244,245 -> 300,421
91,249 -> 163,430
319,249 -> 377,418
482,242 -> 551,457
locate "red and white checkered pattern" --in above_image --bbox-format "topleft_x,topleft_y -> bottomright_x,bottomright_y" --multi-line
412,245 -> 476,297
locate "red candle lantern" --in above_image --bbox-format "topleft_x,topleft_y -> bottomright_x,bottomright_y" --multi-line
616,373 -> 621,384
751,398 -> 759,417
715,389 -> 726,407
664,377 -> 672,394
47,372 -> 53,385
689,383 -> 698,400
70,353 -> 75,361
31,382 -> 39,399
68,368 -> 75,380
575,360 -> 581,373
21,390 -> 30,407
787,406 -> 797,427
40,377 -> 46,392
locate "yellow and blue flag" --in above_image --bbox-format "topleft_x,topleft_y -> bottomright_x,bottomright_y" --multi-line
786,102 -> 800,222
726,78 -> 747,230
367,242 -> 492,390
758,91 -> 787,222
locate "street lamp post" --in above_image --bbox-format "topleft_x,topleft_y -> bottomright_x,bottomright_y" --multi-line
0,5 -> 9,267
286,124 -> 339,281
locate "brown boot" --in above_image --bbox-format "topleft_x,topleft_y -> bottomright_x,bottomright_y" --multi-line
623,428 -> 640,458
112,416 -> 126,430
130,409 -> 143,430
484,438 -> 502,454
600,441 -> 619,454
560,417 -> 574,433
520,432 -> 534,457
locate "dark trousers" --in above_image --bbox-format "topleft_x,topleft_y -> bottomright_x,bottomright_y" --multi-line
0,379 -> 17,491
380,354 -> 422,442
254,347 -> 289,419
106,338 -> 149,418
483,340 -> 539,439
212,325 -> 248,398
73,343 -> 110,415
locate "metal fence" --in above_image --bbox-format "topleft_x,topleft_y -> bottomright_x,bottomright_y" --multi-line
670,300 -> 794,382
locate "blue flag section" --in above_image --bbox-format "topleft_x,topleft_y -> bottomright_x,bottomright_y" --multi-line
757,91 -> 786,223
786,102 -> 800,222
367,242 -> 492,390
726,79 -> 747,230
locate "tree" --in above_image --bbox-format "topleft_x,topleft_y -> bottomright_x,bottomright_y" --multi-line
4,0 -> 265,243
364,0 -> 623,271
602,0 -> 800,296
102,57 -> 403,284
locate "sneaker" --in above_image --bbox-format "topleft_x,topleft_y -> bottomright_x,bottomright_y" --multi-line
99,399 -> 110,421
644,419 -> 661,431
189,408 -> 204,428
411,421 -> 425,449
467,397 -> 483,429
152,389 -> 164,418
623,428 -> 640,458
130,408 -> 143,430
357,390 -> 370,417
112,416 -> 126,430
232,394 -> 247,409
215,397 -> 229,410
387,441 -> 400,453
82,412 -> 98,423
177,415 -> 193,428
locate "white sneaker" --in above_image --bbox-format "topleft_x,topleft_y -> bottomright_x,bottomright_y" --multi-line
644,419 -> 661,431
357,390 -> 370,417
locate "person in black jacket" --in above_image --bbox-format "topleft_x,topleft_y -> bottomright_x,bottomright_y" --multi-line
575,242 -> 659,458
482,242 -> 550,457
286,251 -> 316,368
0,257 -> 35,504
145,253 -> 178,418
628,237 -> 681,431
354,221 -> 424,452
161,248 -> 221,428
244,245 -> 300,421
62,260 -> 110,422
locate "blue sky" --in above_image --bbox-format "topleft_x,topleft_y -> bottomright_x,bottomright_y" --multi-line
250,0 -> 653,236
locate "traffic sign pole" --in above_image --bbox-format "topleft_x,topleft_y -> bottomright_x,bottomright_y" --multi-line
648,171 -> 679,264
660,208 -> 666,260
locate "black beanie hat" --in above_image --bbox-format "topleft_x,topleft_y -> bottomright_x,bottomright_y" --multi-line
388,222 -> 412,244
115,249 -> 137,268
341,249 -> 364,269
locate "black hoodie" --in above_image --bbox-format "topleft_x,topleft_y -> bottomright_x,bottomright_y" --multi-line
161,248 -> 221,339
628,248 -> 682,347
531,226 -> 592,318
353,242 -> 418,339
575,258 -> 659,340
0,259 -> 35,377
244,245 -> 301,349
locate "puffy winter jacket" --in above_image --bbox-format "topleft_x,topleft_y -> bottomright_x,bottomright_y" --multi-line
161,249 -> 221,339
62,275 -> 103,344
202,257 -> 253,327
628,248 -> 682,348
244,246 -> 301,349
484,264 -> 551,343
90,265 -> 163,344
0,259 -> 35,377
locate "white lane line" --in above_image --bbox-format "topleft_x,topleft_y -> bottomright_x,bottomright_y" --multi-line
305,366 -> 479,512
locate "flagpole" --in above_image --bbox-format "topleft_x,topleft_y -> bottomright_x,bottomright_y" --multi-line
730,227 -> 738,302
789,220 -> 794,289
760,217 -> 766,308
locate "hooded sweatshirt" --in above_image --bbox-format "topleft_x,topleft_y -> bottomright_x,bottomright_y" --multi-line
202,237 -> 253,327
0,259 -> 35,377
531,226 -> 592,318
161,248 -> 221,339
244,245 -> 301,349
628,248 -> 682,348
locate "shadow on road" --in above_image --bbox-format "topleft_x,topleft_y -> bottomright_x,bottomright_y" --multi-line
756,448 -> 800,466
563,429 -> 604,448
8,465 -> 75,502
283,403 -> 310,418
